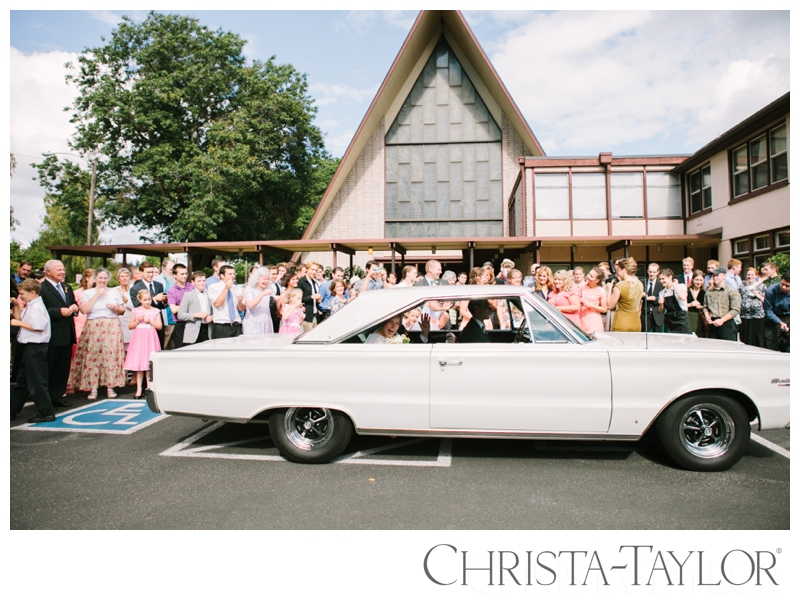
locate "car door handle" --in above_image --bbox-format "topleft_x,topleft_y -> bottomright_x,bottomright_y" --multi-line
438,360 -> 463,370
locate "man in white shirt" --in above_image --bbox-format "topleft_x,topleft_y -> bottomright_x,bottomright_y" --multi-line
10,279 -> 54,423
413,260 -> 444,287
207,265 -> 245,338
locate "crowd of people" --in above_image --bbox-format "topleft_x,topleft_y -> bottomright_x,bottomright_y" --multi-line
10,254 -> 790,422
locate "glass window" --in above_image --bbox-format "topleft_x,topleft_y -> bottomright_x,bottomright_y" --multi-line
610,172 -> 643,218
535,173 -> 569,219
733,238 -> 750,255
571,173 -> 606,219
754,234 -> 771,251
732,145 -> 749,197
775,230 -> 790,247
770,124 -> 788,183
646,172 -> 681,218
750,134 -> 768,190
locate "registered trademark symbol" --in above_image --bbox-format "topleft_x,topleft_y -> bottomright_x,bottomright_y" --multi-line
777,549 -> 782,553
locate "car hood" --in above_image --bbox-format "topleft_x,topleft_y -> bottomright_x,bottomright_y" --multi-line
168,334 -> 296,352
591,332 -> 777,354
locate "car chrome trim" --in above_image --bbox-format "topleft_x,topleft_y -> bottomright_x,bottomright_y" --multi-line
160,410 -> 251,424
354,427 -> 640,441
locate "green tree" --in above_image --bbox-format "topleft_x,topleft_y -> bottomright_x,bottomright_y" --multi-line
66,12 -> 328,243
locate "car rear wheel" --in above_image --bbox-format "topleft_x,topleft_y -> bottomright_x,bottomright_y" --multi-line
655,395 -> 750,472
269,407 -> 354,464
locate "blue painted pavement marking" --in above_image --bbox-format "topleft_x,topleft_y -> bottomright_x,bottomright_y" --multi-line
15,399 -> 168,435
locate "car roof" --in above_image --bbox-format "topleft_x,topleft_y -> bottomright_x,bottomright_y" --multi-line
296,285 -> 534,344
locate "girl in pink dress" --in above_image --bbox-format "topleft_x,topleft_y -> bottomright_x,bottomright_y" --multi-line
124,289 -> 162,399
279,289 -> 305,337
578,267 -> 608,333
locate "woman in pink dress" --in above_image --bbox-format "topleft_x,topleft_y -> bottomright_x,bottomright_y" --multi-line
279,289 -> 305,337
578,267 -> 608,333
547,270 -> 582,327
124,289 -> 162,399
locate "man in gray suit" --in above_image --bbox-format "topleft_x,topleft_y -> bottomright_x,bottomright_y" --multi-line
177,271 -> 213,346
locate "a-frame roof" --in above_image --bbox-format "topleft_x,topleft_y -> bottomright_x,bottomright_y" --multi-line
302,10 -> 545,241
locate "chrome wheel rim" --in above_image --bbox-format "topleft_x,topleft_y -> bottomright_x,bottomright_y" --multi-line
284,408 -> 334,450
679,403 -> 735,458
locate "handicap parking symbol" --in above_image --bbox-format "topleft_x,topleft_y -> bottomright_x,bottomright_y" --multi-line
18,400 -> 167,434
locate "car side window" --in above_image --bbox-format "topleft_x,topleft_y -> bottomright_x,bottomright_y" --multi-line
524,304 -> 570,344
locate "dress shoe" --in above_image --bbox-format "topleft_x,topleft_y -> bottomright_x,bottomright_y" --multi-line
52,400 -> 73,408
27,414 -> 56,424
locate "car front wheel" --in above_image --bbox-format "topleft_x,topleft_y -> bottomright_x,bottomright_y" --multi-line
269,407 -> 354,464
655,395 -> 750,472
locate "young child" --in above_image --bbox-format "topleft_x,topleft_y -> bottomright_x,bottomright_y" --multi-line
279,288 -> 305,336
124,289 -> 162,399
10,279 -> 54,423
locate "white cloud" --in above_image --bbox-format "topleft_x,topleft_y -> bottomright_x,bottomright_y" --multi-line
10,47 -> 81,246
87,10 -> 124,27
310,82 -> 378,107
335,10 -> 417,33
489,10 -> 789,156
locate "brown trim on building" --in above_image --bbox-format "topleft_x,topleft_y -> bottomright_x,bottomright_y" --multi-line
519,159 -> 527,237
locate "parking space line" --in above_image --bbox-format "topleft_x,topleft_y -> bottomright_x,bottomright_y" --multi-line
160,422 -> 452,466
751,433 -> 790,459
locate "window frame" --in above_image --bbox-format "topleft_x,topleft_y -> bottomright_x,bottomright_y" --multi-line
730,120 -> 789,201
687,163 -> 712,216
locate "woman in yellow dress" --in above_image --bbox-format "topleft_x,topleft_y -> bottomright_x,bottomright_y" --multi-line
607,257 -> 644,332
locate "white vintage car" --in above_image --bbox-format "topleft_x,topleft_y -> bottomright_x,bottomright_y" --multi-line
146,285 -> 789,471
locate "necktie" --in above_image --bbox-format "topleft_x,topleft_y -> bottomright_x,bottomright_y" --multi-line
227,289 -> 237,322
648,282 -> 653,297
56,282 -> 66,301
149,283 -> 155,297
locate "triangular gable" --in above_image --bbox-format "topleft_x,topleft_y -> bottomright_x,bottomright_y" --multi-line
302,10 -> 545,241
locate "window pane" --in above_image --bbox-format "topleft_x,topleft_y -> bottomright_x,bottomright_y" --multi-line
734,172 -> 749,197
610,172 -> 643,218
734,239 -> 750,255
732,146 -> 748,173
770,124 -> 787,154
646,172 -> 681,218
754,234 -> 770,251
702,186 -> 713,210
752,163 -> 768,190
776,230 -> 790,247
572,173 -> 607,219
701,165 -> 712,209
750,135 -> 767,165
772,153 -> 788,183
535,174 -> 569,219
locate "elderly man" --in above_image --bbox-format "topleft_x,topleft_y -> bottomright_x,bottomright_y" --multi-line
703,268 -> 741,341
38,259 -> 79,407
413,259 -> 444,286
764,273 -> 790,353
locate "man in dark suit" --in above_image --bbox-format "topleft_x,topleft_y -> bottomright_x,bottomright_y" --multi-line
640,262 -> 665,333
460,299 -> 491,343
298,262 -> 323,333
131,260 -> 168,348
676,257 -> 694,288
413,259 -> 446,287
39,260 -> 78,407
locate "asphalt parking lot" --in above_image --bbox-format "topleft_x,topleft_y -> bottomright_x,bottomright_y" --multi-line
10,387 -> 790,530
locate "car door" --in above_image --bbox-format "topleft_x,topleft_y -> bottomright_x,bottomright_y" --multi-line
429,300 -> 612,433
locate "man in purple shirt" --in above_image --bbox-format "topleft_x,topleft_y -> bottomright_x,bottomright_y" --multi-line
167,263 -> 194,349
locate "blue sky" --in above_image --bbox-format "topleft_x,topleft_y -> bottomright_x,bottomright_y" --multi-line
8,9 -> 791,246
